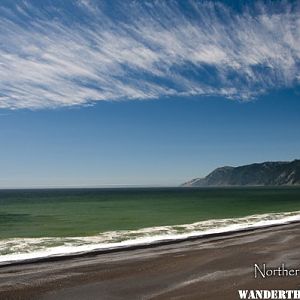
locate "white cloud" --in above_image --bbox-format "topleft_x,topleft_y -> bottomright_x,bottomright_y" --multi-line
0,0 -> 299,109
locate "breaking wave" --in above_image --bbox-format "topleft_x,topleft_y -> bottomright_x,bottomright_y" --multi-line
1,211 -> 300,266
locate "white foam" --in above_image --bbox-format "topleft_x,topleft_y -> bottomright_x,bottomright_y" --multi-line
1,211 -> 300,266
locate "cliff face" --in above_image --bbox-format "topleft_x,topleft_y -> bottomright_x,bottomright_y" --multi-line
182,160 -> 300,187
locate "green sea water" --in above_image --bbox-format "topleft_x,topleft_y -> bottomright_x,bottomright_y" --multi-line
1,187 -> 300,239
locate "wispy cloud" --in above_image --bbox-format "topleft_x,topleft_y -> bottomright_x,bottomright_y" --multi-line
0,0 -> 299,109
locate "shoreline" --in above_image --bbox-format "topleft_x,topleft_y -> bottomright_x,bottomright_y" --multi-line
2,215 -> 300,268
2,222 -> 300,299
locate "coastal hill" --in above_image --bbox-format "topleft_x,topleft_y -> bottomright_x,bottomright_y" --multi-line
182,160 -> 300,187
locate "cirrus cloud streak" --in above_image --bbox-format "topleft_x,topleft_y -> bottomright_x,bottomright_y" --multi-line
0,0 -> 299,109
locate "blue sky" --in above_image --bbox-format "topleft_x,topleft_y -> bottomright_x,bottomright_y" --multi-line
0,0 -> 299,187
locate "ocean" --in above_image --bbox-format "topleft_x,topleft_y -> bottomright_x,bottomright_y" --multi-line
1,187 -> 300,265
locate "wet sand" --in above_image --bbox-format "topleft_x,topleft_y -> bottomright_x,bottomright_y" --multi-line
1,223 -> 300,300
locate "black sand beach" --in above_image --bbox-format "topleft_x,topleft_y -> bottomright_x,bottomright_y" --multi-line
1,223 -> 300,299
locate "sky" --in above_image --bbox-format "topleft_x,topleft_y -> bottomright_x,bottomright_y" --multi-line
0,0 -> 299,187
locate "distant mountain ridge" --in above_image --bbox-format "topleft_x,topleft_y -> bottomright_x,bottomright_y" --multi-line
182,160 -> 300,187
